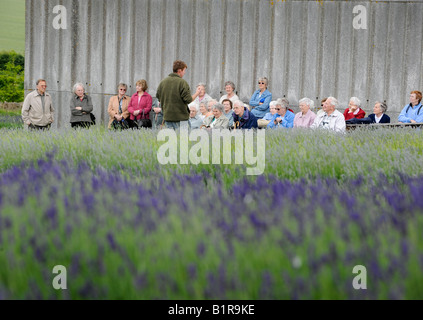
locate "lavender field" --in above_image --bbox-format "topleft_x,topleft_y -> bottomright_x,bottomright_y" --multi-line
1,127 -> 423,299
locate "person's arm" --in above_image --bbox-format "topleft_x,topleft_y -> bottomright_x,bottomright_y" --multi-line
253,92 -> 272,111
70,97 -> 83,116
108,97 -> 116,118
143,94 -> 153,115
49,96 -> 54,123
82,95 -> 93,113
249,91 -> 259,107
21,94 -> 31,125
282,112 -> 294,128
335,115 -> 346,133
398,105 -> 411,123
356,108 -> 366,119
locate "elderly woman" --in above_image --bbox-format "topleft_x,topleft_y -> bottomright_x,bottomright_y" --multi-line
219,81 -> 240,104
198,101 -> 212,121
267,98 -> 295,129
258,100 -> 278,128
128,79 -> 152,128
294,98 -> 317,128
233,100 -> 258,129
344,97 -> 365,121
222,99 -> 234,127
368,101 -> 390,123
189,105 -> 204,129
193,83 -> 212,109
398,91 -> 423,123
70,83 -> 94,128
202,103 -> 229,129
107,83 -> 130,129
249,77 -> 272,119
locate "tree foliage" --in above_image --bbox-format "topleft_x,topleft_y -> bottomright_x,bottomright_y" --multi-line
0,51 -> 25,102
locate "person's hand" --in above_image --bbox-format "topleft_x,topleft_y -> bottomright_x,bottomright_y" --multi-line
76,106 -> 82,110
26,121 -> 31,125
153,107 -> 161,114
134,110 -> 140,116
276,117 -> 282,123
410,119 -> 417,124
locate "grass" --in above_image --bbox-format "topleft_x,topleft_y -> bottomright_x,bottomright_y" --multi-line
0,0 -> 25,53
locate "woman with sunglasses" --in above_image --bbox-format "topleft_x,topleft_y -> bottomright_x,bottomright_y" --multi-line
249,77 -> 272,119
107,83 -> 131,129
267,98 -> 295,129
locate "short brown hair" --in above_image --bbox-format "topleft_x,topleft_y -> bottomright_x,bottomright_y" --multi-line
36,79 -> 46,85
173,60 -> 187,73
411,90 -> 422,103
222,99 -> 233,109
136,79 -> 148,91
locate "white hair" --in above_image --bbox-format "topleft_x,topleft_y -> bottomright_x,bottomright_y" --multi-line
276,98 -> 289,109
73,83 -> 85,94
269,101 -> 278,108
327,97 -> 339,108
233,100 -> 245,108
349,97 -> 361,107
299,98 -> 315,110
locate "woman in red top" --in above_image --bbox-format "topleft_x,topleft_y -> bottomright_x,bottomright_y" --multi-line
128,79 -> 152,128
344,97 -> 365,120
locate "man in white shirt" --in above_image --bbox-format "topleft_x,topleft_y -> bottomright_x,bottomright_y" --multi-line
311,96 -> 346,133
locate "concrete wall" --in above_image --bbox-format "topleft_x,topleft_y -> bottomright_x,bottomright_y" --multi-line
25,0 -> 423,127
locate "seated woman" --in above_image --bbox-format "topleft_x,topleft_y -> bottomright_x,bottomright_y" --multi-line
198,101 -> 212,121
344,97 -> 365,121
70,83 -> 94,129
193,83 -> 212,109
267,99 -> 295,129
368,101 -> 390,123
189,104 -> 204,129
222,99 -> 234,127
232,100 -> 258,129
128,79 -> 152,128
107,83 -> 130,130
249,77 -> 272,119
202,103 -> 229,129
294,97 -> 317,128
258,100 -> 278,128
219,81 -> 240,104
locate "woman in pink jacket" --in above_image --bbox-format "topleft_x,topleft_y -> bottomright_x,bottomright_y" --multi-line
128,79 -> 152,128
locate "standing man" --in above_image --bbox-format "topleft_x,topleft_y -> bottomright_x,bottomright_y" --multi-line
22,79 -> 54,130
311,96 -> 346,132
156,60 -> 200,129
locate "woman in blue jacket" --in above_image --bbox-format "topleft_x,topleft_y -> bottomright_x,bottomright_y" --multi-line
250,77 -> 272,119
267,99 -> 295,129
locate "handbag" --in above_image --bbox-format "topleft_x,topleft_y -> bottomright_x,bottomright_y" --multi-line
257,119 -> 271,128
134,109 -> 152,129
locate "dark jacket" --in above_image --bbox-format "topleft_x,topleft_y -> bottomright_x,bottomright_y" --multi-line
156,73 -> 193,122
368,113 -> 390,123
233,107 -> 258,129
70,94 -> 94,123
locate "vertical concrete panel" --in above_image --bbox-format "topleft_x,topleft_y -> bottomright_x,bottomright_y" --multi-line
132,0 -> 149,87
177,0 -> 194,86
207,0 -> 224,98
302,1 -> 320,103
191,0 -> 209,89
238,0 -> 257,102
286,1 -> 304,103
163,0 -> 178,83
335,3 -> 354,106
403,3 -> 423,95
256,0 -> 272,88
369,3 -> 390,109
320,2 -> 338,101
222,0 -> 241,96
148,0 -> 164,96
271,1 -> 287,99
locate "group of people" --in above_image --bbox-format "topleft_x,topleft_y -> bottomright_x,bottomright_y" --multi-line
22,60 -> 423,133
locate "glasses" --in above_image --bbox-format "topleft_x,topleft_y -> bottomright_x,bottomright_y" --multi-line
275,108 -> 281,111
258,82 -> 265,85
119,88 -> 126,91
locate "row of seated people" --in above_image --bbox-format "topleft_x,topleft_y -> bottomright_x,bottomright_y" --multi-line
108,79 -> 423,131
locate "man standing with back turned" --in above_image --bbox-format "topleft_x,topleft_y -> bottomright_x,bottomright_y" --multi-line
156,60 -> 200,129
22,79 -> 54,130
